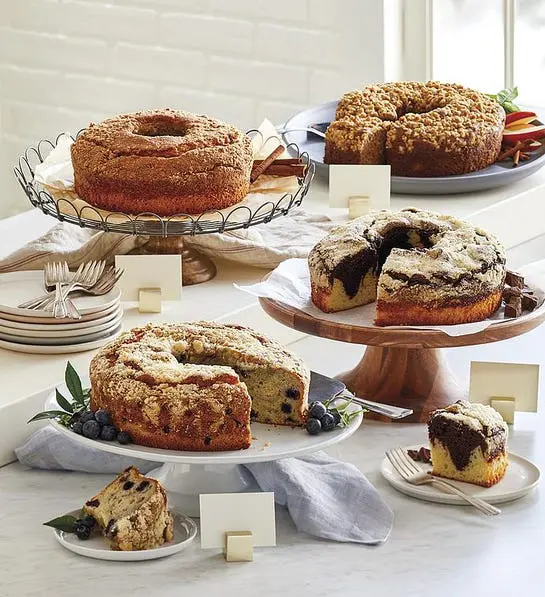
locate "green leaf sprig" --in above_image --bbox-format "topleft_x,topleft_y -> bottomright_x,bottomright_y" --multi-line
324,397 -> 365,427
43,515 -> 79,533
486,87 -> 520,113
28,362 -> 90,426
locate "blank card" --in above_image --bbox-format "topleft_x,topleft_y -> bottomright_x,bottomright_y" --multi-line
329,164 -> 391,211
115,255 -> 182,301
469,361 -> 539,412
199,493 -> 276,549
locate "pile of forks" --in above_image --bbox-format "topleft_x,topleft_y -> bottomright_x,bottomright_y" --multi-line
19,261 -> 123,320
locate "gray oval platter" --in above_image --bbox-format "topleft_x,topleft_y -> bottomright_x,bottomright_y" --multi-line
281,100 -> 545,195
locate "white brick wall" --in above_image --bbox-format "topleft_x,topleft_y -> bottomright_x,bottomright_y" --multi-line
0,0 -> 388,218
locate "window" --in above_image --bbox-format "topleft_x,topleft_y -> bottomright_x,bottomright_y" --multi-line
405,0 -> 545,106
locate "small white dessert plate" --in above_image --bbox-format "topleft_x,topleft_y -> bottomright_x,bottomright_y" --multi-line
0,271 -> 121,317
381,444 -> 540,505
53,509 -> 197,561
0,301 -> 120,325
0,306 -> 122,333
0,325 -> 122,354
0,316 -> 122,344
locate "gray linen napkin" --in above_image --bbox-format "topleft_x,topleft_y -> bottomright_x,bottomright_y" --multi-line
16,427 -> 393,545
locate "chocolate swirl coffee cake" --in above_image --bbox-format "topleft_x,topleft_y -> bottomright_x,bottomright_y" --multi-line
428,401 -> 508,487
89,322 -> 310,451
308,208 -> 506,326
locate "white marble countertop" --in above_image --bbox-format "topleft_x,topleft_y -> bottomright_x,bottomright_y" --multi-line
2,413 -> 543,597
1,175 -> 545,596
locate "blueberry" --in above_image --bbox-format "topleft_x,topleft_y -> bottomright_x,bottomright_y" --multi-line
74,524 -> 91,540
117,431 -> 132,445
100,425 -> 118,441
320,412 -> 336,431
306,417 -> 322,435
330,410 -> 341,426
76,516 -> 95,529
94,409 -> 111,426
82,420 -> 101,440
71,421 -> 83,435
309,401 -> 327,419
79,411 -> 96,424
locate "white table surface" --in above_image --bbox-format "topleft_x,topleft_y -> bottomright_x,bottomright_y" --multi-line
1,176 -> 545,597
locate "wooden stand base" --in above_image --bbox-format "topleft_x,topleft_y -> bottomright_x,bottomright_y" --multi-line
135,236 -> 217,286
337,346 -> 465,423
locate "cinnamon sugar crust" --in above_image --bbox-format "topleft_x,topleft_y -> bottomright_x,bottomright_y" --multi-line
71,109 -> 254,216
325,81 -> 505,176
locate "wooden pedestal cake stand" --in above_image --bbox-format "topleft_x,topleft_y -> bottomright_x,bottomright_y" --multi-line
259,297 -> 545,423
15,134 -> 314,286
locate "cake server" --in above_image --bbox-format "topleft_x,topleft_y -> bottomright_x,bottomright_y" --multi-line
309,371 -> 413,420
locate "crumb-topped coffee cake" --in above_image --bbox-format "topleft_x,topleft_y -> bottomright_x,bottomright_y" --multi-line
325,81 -> 505,176
428,401 -> 508,487
308,208 -> 506,326
89,322 -> 310,451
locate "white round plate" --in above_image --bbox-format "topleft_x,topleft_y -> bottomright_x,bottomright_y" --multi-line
53,510 -> 197,561
0,301 -> 120,325
0,271 -> 121,317
381,444 -> 540,505
0,325 -> 122,354
45,377 -> 364,464
0,305 -> 122,332
0,320 -> 122,345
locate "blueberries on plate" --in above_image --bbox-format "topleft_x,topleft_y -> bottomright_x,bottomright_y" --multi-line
320,412 -> 336,431
306,418 -> 322,435
99,425 -> 118,441
308,401 -> 327,419
71,421 -> 83,435
331,410 -> 342,426
117,431 -> 132,445
79,411 -> 96,424
94,409 -> 111,426
76,516 -> 96,529
82,420 -> 101,440
74,523 -> 91,540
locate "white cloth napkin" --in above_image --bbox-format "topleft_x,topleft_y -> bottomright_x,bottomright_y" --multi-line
15,426 -> 393,545
0,209 -> 335,273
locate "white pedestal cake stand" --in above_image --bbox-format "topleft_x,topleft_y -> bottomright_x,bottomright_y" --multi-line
45,383 -> 363,516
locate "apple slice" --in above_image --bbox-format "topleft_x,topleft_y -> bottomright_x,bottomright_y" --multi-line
506,116 -> 539,129
503,124 -> 545,144
505,111 -> 537,125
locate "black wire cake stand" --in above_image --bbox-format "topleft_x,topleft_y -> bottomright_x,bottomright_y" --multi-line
14,131 -> 315,285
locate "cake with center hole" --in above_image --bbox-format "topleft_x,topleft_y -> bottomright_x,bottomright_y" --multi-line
308,208 -> 506,326
83,466 -> 174,551
89,322 -> 310,451
325,81 -> 505,176
428,401 -> 508,487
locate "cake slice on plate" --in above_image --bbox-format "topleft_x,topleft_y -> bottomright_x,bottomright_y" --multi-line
428,401 -> 508,487
83,466 -> 173,551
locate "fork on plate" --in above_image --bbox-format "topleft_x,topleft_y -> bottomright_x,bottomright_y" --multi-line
386,447 -> 501,516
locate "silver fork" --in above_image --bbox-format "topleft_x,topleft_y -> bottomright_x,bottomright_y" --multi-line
20,261 -> 105,312
386,447 -> 501,516
50,262 -> 84,319
51,260 -> 105,318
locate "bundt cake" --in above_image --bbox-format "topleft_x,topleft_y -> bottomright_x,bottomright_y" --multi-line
308,208 -> 506,326
89,322 -> 310,451
428,401 -> 508,487
71,109 -> 254,216
83,466 -> 174,551
325,81 -> 505,176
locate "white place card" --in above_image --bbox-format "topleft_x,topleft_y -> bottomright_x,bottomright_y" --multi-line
115,255 -> 182,301
199,492 -> 276,549
469,361 -> 539,417
329,164 -> 391,211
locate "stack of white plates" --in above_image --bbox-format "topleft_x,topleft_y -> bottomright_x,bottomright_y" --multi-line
0,271 -> 123,354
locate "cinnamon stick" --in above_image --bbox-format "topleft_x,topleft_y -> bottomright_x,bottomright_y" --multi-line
253,157 -> 301,166
262,164 -> 306,177
497,140 -> 533,162
513,150 -> 521,167
250,144 -> 285,183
